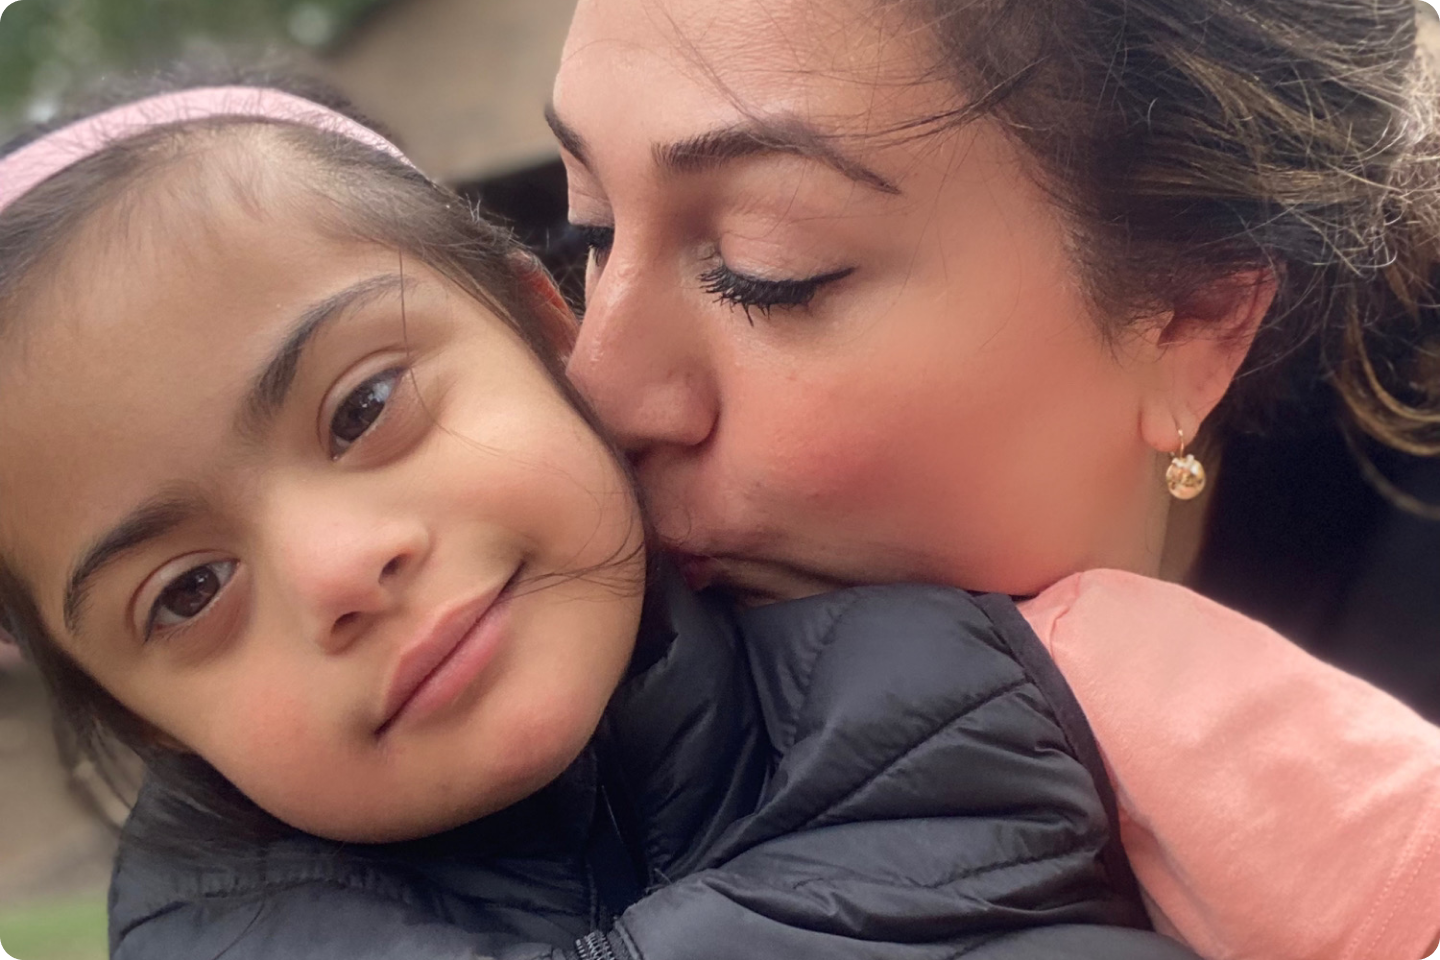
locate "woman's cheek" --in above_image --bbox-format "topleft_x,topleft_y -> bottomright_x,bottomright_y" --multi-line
741,360 -> 958,507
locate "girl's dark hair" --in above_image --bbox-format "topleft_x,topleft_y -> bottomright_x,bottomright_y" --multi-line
0,65 -> 642,860
901,0 -> 1440,474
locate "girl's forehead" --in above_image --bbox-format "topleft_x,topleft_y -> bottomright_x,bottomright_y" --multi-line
5,157 -> 281,353
0,193 -> 398,603
10,208 -> 317,396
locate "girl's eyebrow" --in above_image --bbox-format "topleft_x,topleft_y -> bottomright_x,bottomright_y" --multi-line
239,272 -> 414,438
64,494 -> 202,635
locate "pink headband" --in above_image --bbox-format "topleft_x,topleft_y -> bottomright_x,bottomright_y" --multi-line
0,86 -> 416,216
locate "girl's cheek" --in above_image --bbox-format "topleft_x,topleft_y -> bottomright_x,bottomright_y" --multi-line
234,686 -> 313,753
206,680 -> 333,805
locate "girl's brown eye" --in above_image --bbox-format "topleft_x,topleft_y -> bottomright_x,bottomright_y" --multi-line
330,368 -> 402,457
150,560 -> 237,634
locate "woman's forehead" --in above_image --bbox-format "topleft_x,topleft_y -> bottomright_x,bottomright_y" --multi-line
560,0 -> 933,119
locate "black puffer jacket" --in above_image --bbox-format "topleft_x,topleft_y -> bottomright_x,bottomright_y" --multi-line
109,579 -> 1198,960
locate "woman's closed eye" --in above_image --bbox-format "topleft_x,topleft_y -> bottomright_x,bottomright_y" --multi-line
329,367 -> 405,458
700,263 -> 855,323
147,559 -> 238,639
571,223 -> 614,271
568,221 -> 854,322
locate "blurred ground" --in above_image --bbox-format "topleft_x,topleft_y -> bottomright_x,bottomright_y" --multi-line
0,664 -> 116,960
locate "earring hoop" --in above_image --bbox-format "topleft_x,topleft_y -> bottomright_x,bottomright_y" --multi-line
1165,428 -> 1207,500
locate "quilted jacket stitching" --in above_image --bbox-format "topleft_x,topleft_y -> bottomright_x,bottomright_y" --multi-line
774,592 -> 863,746
971,593 -> 1143,915
785,827 -> 1109,893
795,675 -> 1031,833
941,930 -> 1013,959
110,874 -> 435,945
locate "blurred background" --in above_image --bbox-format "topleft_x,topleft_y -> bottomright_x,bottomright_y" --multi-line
1,0 -> 570,174
1,2 -> 1439,959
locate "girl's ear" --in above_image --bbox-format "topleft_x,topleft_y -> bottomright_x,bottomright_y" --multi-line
1138,268 -> 1277,450
512,254 -> 580,361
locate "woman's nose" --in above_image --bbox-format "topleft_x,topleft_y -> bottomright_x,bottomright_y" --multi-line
268,490 -> 430,654
566,253 -> 718,454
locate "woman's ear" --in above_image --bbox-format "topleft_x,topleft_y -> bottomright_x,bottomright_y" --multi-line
1138,268 -> 1277,450
512,253 -> 580,361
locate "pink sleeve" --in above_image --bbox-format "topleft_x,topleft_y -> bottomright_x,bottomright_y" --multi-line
1020,570 -> 1440,960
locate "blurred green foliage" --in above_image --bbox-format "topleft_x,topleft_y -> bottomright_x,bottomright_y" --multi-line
0,0 -> 386,136
0,892 -> 107,960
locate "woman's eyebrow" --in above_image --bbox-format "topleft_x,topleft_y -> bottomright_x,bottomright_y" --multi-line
239,272 -> 414,438
545,104 -> 590,166
655,119 -> 900,195
544,105 -> 899,195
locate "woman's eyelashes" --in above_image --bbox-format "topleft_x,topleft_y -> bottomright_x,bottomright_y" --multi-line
567,221 -> 853,322
571,223 -> 614,270
700,264 -> 855,323
146,559 -> 238,639
329,368 -> 405,459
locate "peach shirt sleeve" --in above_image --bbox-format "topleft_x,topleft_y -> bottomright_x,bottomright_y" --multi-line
1019,570 -> 1440,960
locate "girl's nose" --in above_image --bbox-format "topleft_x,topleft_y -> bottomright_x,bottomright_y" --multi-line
566,252 -> 719,455
268,490 -> 430,654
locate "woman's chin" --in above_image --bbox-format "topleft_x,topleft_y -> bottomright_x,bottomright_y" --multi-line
682,554 -> 852,607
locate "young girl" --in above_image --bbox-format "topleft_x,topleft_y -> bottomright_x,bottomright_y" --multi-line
0,77 -> 1193,959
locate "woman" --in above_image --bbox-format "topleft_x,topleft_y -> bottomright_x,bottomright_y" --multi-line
548,0 -> 1440,957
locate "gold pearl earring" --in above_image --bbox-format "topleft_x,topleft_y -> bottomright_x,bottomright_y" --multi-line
1165,428 -> 1207,501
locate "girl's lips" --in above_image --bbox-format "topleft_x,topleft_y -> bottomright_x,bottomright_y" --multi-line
379,578 -> 514,733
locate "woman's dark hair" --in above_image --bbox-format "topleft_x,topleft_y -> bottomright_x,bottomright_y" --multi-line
897,0 -> 1440,475
0,65 -> 644,860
